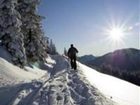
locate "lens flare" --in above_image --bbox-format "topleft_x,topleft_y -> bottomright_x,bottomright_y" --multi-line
109,27 -> 124,41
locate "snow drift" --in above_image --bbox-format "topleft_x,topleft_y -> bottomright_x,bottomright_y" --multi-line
0,57 -> 47,87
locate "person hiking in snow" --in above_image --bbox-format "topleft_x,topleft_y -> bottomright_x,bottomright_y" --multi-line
68,44 -> 78,70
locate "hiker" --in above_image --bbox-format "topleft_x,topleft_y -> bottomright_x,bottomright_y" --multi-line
68,44 -> 78,70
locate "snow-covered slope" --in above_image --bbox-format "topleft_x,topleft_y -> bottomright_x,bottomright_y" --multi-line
79,62 -> 140,105
0,55 -> 139,105
0,57 -> 47,87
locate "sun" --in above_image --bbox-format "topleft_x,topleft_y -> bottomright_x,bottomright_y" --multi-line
103,19 -> 129,48
104,25 -> 126,47
109,27 -> 124,41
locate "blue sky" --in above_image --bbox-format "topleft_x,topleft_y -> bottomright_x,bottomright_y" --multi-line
38,0 -> 139,56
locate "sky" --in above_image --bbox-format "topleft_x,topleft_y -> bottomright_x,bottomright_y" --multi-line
38,0 -> 139,56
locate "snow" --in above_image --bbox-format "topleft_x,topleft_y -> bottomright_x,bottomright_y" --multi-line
44,55 -> 56,68
29,55 -> 115,105
24,66 -> 46,77
0,55 -> 139,105
0,57 -> 47,87
46,55 -> 56,64
12,89 -> 33,105
79,62 -> 140,105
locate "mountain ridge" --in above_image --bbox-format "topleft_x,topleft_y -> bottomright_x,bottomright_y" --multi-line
79,48 -> 140,86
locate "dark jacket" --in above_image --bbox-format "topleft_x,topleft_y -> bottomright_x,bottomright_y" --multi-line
68,47 -> 78,58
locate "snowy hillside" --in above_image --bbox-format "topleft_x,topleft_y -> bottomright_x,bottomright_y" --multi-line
0,57 -> 47,87
79,63 -> 140,105
0,55 -> 139,105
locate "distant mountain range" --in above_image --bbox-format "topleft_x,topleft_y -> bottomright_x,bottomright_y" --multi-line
79,48 -> 140,86
78,54 -> 95,64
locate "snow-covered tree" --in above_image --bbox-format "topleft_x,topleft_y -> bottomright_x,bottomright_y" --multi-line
42,36 -> 49,53
0,0 -> 26,66
64,47 -> 67,56
48,39 -> 58,55
17,0 -> 47,62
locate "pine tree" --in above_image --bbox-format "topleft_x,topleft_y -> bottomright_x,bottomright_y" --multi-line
17,0 -> 47,62
42,36 -> 49,53
0,0 -> 26,66
49,39 -> 57,55
64,47 -> 67,56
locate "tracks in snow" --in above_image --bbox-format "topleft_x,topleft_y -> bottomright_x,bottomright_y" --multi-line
9,55 -> 116,105
10,69 -> 115,105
